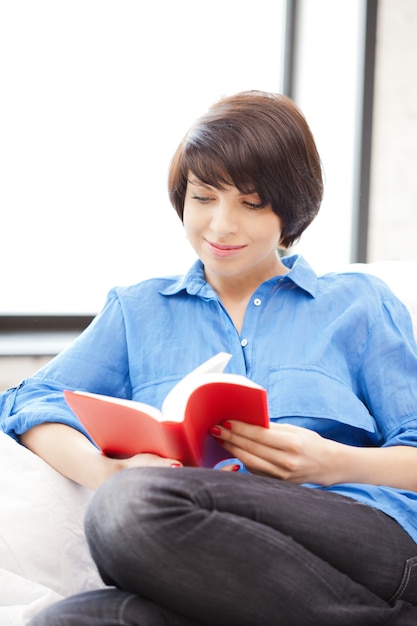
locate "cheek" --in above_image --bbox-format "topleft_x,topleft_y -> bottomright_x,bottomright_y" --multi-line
183,205 -> 205,233
265,216 -> 283,242
251,217 -> 282,244
182,207 -> 191,230
182,208 -> 199,241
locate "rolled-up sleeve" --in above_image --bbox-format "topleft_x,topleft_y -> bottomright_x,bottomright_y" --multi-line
358,290 -> 417,445
0,289 -> 131,440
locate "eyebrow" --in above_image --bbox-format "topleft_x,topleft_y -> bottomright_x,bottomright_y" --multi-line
187,177 -> 211,188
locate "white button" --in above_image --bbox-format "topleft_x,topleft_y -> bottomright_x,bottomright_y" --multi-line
253,298 -> 262,306
241,338 -> 248,347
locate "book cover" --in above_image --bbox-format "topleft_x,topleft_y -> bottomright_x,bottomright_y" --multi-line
64,353 -> 269,467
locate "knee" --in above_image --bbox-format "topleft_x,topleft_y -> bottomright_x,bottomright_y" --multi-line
86,466 -> 207,536
83,467 -> 201,586
85,466 -> 211,557
85,467 -> 192,555
85,468 -> 156,542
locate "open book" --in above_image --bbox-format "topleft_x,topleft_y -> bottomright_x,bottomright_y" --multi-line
64,352 -> 269,467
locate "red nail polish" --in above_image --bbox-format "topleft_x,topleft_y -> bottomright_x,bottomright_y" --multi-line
209,426 -> 222,436
231,464 -> 240,472
170,463 -> 182,468
222,421 -> 232,430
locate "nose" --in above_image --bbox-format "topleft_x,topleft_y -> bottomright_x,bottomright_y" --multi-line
210,201 -> 237,236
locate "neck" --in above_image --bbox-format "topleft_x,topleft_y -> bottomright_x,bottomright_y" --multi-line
205,256 -> 288,303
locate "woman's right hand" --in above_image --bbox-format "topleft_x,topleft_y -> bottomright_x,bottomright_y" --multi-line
21,423 -> 182,490
118,453 -> 183,471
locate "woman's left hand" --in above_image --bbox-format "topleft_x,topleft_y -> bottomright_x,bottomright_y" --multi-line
210,421 -> 344,485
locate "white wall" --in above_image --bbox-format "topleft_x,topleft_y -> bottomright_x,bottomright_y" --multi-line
0,0 -> 285,314
4,1 -> 414,388
2,0 -> 415,323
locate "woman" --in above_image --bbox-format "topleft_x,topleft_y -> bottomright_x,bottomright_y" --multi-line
2,91 -> 417,625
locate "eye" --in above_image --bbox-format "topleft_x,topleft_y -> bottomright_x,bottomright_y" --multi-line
243,200 -> 267,210
192,194 -> 212,203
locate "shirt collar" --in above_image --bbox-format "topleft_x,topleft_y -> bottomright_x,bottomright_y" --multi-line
159,260 -> 214,298
280,254 -> 318,297
159,254 -> 318,298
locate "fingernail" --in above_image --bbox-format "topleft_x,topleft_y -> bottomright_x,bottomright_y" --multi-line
209,426 -> 222,436
231,464 -> 240,472
222,421 -> 232,430
170,463 -> 182,468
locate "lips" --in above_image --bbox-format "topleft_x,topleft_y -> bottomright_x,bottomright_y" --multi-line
205,240 -> 247,257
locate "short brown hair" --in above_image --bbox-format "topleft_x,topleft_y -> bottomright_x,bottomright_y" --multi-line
168,90 -> 323,248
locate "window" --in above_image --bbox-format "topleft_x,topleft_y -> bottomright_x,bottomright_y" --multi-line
289,0 -> 368,272
0,0 -> 286,314
1,0 -> 371,316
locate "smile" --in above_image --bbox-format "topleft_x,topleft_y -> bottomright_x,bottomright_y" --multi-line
205,240 -> 247,258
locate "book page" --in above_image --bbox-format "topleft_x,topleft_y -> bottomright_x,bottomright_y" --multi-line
160,352 -> 232,420
161,371 -> 263,423
67,390 -> 163,420
183,352 -> 232,377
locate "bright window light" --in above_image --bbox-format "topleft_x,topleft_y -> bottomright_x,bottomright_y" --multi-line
0,0 -> 286,313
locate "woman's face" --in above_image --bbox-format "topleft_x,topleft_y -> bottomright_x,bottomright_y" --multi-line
183,174 -> 284,288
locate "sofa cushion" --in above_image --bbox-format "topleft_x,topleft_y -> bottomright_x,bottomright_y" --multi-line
0,433 -> 104,624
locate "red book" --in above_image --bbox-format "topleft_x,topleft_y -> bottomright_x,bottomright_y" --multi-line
64,353 -> 269,467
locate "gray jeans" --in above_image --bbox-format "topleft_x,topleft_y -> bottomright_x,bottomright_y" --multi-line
30,467 -> 417,625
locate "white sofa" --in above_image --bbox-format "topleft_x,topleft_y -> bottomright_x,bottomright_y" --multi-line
0,437 -> 104,626
1,260 -> 416,625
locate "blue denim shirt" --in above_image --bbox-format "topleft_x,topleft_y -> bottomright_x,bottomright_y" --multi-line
2,255 -> 417,540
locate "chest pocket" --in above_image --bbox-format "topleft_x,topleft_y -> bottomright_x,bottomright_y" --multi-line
132,376 -> 182,412
267,366 -> 381,446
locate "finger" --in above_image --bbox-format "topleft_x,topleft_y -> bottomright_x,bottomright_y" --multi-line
220,436 -> 286,469
160,457 -> 183,468
219,428 -> 310,479
127,453 -> 183,468
222,420 -> 307,439
220,443 -> 302,482
218,463 -> 241,472
212,421 -> 299,457
210,424 -> 277,466
210,421 -> 313,478
230,421 -> 314,457
211,421 -> 269,444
